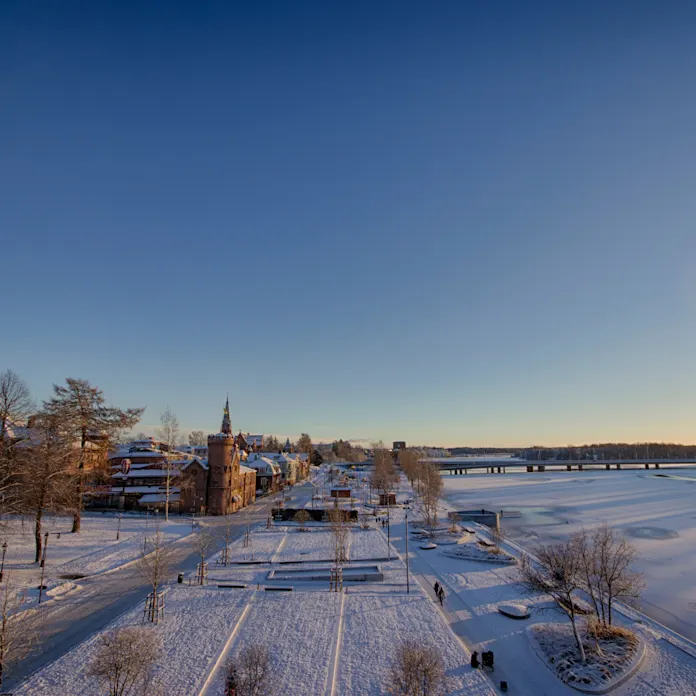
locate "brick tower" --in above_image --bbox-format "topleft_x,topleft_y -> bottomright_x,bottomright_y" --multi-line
206,397 -> 239,515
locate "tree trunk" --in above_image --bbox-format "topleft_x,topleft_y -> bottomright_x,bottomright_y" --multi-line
72,428 -> 87,533
568,599 -> 586,663
34,508 -> 43,564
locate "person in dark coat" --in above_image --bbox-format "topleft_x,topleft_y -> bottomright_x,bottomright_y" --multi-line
438,586 -> 445,606
471,651 -> 479,669
434,581 -> 440,596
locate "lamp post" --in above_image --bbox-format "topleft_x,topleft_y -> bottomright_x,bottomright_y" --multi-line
387,492 -> 391,561
405,511 -> 410,594
116,513 -> 122,541
0,541 -> 7,583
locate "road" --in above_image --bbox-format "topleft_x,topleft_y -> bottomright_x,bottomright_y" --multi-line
8,479 -> 319,692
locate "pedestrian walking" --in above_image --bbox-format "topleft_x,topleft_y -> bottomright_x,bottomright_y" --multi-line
438,586 -> 445,606
434,581 -> 440,596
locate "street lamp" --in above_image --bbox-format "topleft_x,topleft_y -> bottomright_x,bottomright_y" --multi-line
0,541 -> 7,582
405,511 -> 410,594
116,513 -> 122,541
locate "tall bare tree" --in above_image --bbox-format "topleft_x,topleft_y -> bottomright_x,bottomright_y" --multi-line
156,407 -> 179,522
0,574 -> 35,689
138,528 -> 172,622
188,430 -> 206,447
19,412 -> 75,562
43,378 -> 144,532
578,525 -> 644,626
328,508 -> 350,565
194,529 -> 215,584
417,464 -> 443,528
519,543 -> 587,662
387,639 -> 447,696
371,444 -> 398,498
0,370 -> 33,444
88,626 -> 162,696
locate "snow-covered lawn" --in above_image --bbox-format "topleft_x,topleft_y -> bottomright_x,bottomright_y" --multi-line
203,591 -> 342,695
15,586 -> 253,696
212,529 -> 286,564
338,593 -> 494,696
1,513 -> 192,607
347,528 -> 390,560
3,513 -> 191,574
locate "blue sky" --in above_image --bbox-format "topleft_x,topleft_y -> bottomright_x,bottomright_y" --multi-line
3,1 -> 696,447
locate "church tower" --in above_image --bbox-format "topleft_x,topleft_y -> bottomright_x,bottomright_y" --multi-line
206,398 -> 239,515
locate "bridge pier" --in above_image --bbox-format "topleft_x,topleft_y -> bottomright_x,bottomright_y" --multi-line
578,464 -> 583,471
537,465 -> 545,472
616,464 -> 621,470
497,466 -> 502,474
645,463 -> 649,469
606,464 -> 610,470
527,465 -> 533,473
567,464 -> 571,471
655,463 -> 660,469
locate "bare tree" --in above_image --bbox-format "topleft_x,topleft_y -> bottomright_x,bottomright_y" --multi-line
387,639 -> 447,696
43,378 -> 143,532
188,430 -> 206,447
0,574 -> 35,689
371,445 -> 398,499
138,528 -> 172,622
0,370 -> 33,444
518,543 -> 586,662
592,525 -> 644,625
19,412 -> 75,562
88,626 -> 162,696
327,508 -> 349,565
226,644 -> 274,696
417,464 -> 442,529
293,509 -> 311,532
219,514 -> 235,565
156,407 -> 179,522
194,529 -> 215,584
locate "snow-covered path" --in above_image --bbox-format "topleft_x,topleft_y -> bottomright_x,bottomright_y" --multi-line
385,510 -> 575,696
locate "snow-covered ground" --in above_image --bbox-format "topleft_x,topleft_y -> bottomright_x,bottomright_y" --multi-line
442,469 -> 696,641
17,521 -> 494,696
2,513 -> 192,606
15,586 -> 253,696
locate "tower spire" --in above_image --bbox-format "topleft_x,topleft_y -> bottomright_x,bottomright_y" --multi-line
221,396 -> 232,435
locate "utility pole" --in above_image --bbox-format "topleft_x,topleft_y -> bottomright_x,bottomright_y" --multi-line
387,493 -> 391,561
116,513 -> 122,541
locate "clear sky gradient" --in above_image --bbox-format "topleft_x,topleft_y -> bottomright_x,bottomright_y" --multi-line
3,1 -> 696,447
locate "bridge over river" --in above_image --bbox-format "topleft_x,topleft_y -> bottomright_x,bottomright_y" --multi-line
430,458 -> 696,475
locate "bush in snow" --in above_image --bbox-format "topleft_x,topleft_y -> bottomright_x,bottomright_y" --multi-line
387,639 -> 447,696
88,626 -> 162,696
225,644 -> 274,696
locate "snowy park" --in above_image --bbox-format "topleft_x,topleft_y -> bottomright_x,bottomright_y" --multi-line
1,512 -> 192,606
14,519 -> 495,696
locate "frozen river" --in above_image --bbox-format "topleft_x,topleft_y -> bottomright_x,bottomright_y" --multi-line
443,469 -> 696,641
